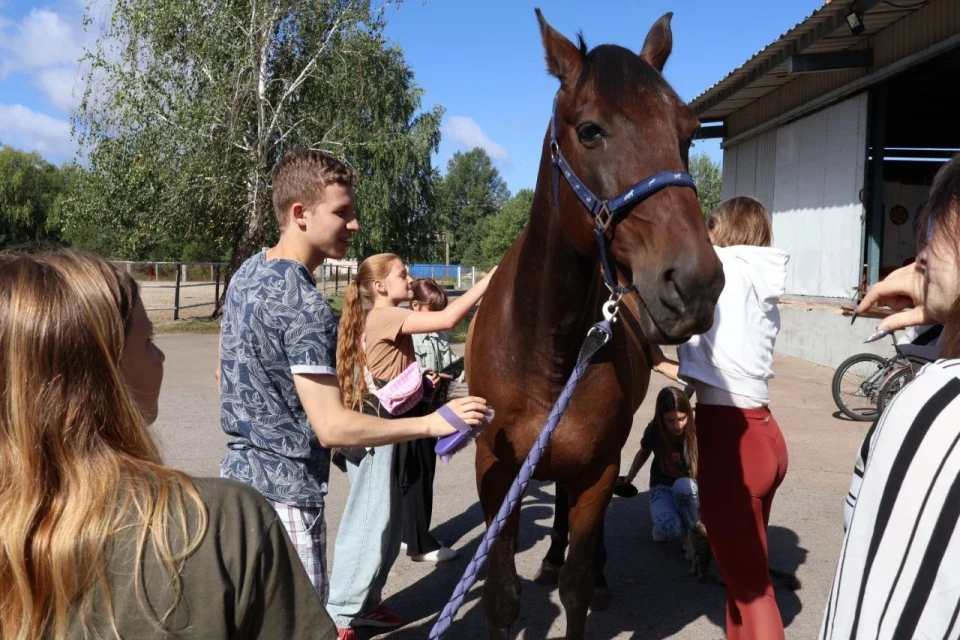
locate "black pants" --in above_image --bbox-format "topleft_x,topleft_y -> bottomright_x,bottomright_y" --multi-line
544,485 -> 608,588
395,436 -> 441,557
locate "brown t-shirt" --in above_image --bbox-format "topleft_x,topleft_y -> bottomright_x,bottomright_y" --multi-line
365,306 -> 416,382
64,477 -> 337,639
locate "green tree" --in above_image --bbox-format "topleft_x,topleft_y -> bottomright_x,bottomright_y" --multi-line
0,146 -> 70,249
63,0 -> 442,291
436,148 -> 510,262
461,188 -> 532,267
689,151 -> 722,216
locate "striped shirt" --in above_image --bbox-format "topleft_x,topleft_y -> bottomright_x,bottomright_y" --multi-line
822,358 -> 960,639
843,326 -> 944,530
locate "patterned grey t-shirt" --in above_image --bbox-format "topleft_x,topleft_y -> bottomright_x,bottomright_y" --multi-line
219,251 -> 335,507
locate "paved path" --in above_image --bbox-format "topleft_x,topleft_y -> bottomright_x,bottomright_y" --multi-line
154,334 -> 867,639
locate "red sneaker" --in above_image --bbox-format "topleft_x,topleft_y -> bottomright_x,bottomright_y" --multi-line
337,628 -> 358,640
351,604 -> 404,628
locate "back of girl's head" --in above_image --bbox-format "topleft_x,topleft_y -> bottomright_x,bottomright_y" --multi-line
412,278 -> 448,311
707,196 -> 773,248
0,251 -> 205,639
918,155 -> 960,356
337,253 -> 402,409
0,252 -> 154,472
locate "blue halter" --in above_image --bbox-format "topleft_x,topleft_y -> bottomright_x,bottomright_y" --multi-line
550,94 -> 698,297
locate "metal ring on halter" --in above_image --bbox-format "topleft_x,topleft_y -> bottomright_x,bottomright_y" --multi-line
603,278 -> 631,297
602,299 -> 620,323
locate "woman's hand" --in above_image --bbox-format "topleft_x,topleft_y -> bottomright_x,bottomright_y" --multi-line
649,344 -> 681,381
426,396 -> 493,437
424,370 -> 441,387
857,263 -> 935,332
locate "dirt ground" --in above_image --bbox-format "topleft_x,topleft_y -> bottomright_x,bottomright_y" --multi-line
136,278 -> 357,323
137,281 -> 220,322
153,333 -> 865,639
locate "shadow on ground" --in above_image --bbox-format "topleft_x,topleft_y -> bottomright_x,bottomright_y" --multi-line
374,483 -> 808,639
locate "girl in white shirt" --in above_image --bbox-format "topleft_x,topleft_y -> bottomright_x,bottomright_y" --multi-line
652,196 -> 790,640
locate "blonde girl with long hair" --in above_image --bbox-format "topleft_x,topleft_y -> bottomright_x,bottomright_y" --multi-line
0,252 -> 336,639
326,254 -> 495,632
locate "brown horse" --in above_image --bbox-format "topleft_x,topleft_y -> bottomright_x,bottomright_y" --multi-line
466,10 -> 724,639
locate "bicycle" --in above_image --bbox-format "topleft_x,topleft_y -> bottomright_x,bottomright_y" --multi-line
831,332 -> 914,421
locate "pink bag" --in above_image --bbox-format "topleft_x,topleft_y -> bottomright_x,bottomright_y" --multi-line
370,361 -> 424,416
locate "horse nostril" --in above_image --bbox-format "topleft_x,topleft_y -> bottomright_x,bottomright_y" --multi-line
659,268 -> 684,312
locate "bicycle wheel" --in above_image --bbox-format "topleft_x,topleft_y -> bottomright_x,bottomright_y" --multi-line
877,366 -> 915,414
832,353 -> 888,421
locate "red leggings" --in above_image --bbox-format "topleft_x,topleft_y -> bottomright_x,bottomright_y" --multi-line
696,404 -> 789,640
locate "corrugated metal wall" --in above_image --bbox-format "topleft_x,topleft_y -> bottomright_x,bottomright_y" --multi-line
734,135 -> 758,196
754,128 -> 778,209
772,93 -> 868,298
721,146 -> 738,202
727,69 -> 865,138
719,129 -> 777,209
726,0 -> 958,137
721,94 -> 868,298
875,0 -> 960,66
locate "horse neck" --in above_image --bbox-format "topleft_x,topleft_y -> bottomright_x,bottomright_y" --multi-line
509,150 -> 606,355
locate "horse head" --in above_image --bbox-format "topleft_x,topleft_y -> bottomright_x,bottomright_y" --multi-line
536,9 -> 724,343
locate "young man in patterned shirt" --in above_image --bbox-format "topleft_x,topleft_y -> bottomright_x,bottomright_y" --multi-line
218,150 -> 489,637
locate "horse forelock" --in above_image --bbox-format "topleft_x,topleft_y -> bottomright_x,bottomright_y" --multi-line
579,44 -> 674,106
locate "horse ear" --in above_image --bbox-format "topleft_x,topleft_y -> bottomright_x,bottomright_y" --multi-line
535,8 -> 583,88
639,12 -> 673,72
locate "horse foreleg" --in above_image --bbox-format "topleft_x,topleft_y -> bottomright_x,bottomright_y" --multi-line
559,465 -> 617,639
478,459 -> 522,640
536,484 -> 609,592
535,485 -> 569,585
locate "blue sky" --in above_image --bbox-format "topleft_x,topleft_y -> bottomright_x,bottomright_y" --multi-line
0,0 -> 823,192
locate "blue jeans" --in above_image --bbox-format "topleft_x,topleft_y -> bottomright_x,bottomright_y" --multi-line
649,478 -> 699,541
326,445 -> 403,627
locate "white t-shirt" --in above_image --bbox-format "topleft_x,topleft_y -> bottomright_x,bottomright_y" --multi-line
678,244 -> 789,406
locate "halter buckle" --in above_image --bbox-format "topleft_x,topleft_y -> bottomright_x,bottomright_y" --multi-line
549,139 -> 560,163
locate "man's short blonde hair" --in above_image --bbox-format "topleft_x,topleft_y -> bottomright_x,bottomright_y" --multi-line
271,149 -> 356,228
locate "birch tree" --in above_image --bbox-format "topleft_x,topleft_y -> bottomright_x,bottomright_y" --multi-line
62,0 -> 442,292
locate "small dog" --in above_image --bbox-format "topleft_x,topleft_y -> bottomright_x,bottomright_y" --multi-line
687,521 -> 801,591
688,521 -> 723,584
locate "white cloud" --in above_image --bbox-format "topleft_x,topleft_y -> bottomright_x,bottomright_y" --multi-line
0,7 -> 96,118
443,116 -> 510,162
38,67 -> 81,111
0,9 -> 85,74
0,104 -> 73,158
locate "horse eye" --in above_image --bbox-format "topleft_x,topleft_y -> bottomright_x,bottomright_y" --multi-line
577,123 -> 605,144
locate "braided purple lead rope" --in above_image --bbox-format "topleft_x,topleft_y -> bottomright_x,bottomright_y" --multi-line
428,320 -> 613,639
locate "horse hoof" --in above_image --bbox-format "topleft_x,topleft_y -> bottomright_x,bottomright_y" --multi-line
589,587 -> 610,612
533,561 -> 561,586
486,626 -> 511,640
